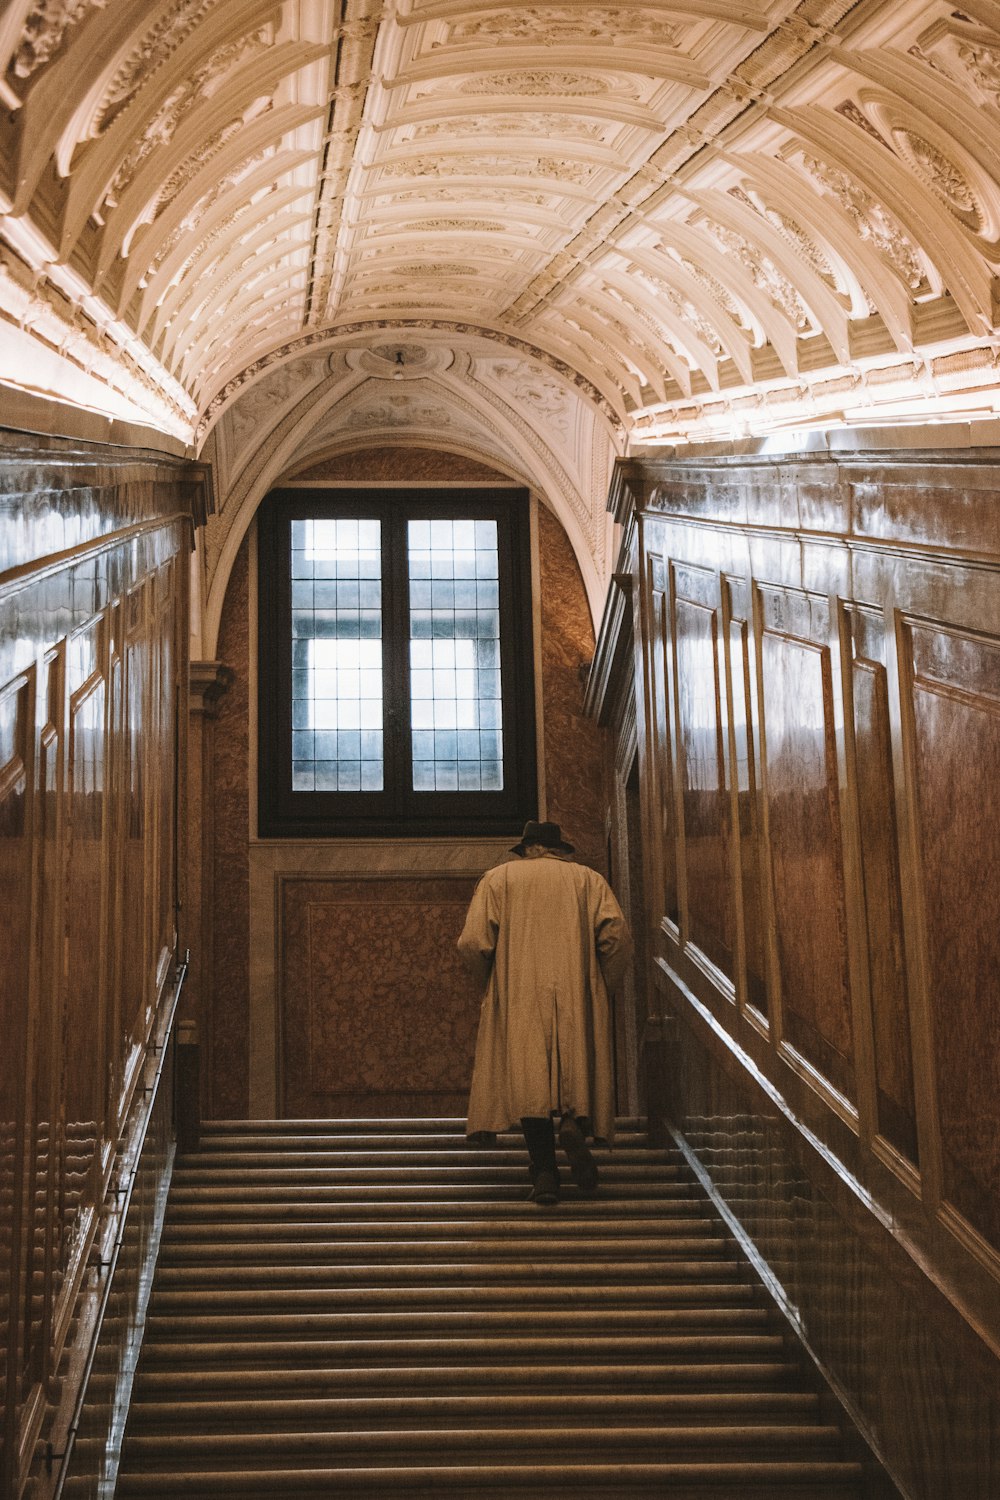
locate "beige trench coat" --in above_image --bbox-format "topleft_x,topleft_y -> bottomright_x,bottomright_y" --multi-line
458,851 -> 632,1143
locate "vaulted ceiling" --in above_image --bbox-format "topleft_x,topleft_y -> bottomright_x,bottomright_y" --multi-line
3,0 -> 1000,609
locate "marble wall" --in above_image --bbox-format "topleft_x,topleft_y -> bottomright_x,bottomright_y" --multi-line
0,425 -> 202,1496
279,876 -> 479,1117
209,541 -> 250,1119
203,447 -> 610,1119
601,445 -> 1000,1500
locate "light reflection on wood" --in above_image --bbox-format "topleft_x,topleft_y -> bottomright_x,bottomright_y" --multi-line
0,431 -> 196,1497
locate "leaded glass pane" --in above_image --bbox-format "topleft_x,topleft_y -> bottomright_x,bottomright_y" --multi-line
408,519 -> 503,792
290,518 -> 383,791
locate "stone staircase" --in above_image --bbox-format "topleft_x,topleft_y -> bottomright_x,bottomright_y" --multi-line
110,1118 -> 875,1498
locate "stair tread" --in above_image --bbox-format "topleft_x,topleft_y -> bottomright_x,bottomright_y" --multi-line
126,1390 -> 822,1417
114,1118 -> 867,1500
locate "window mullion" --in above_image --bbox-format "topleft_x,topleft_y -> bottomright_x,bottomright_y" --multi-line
383,507 -> 412,817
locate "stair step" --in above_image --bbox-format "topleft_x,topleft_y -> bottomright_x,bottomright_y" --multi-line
113,1422 -> 844,1466
133,1361 -> 803,1397
174,1149 -> 678,1169
199,1117 -> 648,1133
112,1118 -> 870,1500
158,1238 -> 733,1268
148,1282 -> 757,1312
139,1333 -> 789,1368
123,1389 -> 824,1430
153,1258 -> 743,1288
144,1308 -> 771,1338
164,1196 -> 705,1220
168,1168 -> 690,1190
159,1217 -> 722,1244
192,1133 -> 652,1152
113,1459 -> 865,1497
166,1182 -> 695,1203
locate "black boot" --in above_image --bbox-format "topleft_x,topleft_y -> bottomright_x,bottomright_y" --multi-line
520,1116 -> 559,1205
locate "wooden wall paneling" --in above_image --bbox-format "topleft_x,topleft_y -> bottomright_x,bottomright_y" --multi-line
122,584 -> 151,1077
596,448 -> 1000,1496
157,557 -> 179,978
721,575 -> 769,1025
755,582 -> 857,1116
671,561 -> 736,992
105,599 -> 126,1138
0,430 -> 204,1494
62,613 -> 108,1264
0,670 -> 36,1493
845,604 -> 919,1172
831,597 -> 882,1157
905,616 -> 1000,1265
31,647 -> 66,1398
642,547 -> 681,937
624,530 -> 665,1047
886,601 -> 945,1216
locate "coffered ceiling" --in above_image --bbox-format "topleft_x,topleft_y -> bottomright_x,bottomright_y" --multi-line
2,1 -> 1000,473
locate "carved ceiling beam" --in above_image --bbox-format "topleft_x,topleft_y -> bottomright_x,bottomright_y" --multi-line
146,197 -> 316,342
574,274 -> 719,393
383,47 -> 713,93
17,2 -> 284,218
599,253 -> 755,385
680,184 -> 853,364
717,150 -> 916,353
537,305 -> 645,406
180,270 -> 309,382
58,27 -> 303,252
607,226 -> 798,378
3,0 -> 180,176
113,111 -> 323,311
301,0 -> 381,325
772,102 -> 996,338
827,44 -> 1000,188
562,281 -> 678,402
370,95 -> 672,134
85,49 -> 324,280
134,154 -> 315,326
393,1 -> 772,31
161,237 -> 313,365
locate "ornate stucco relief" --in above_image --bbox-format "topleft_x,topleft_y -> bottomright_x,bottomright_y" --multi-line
91,0 -> 220,134
5,0 -> 1000,451
442,11 -> 686,49
102,28 -> 272,208
796,154 -> 932,293
9,0 -> 105,82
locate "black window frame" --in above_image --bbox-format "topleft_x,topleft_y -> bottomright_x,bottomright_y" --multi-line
257,485 -> 538,838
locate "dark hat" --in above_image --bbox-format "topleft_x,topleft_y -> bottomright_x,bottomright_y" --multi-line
510,820 -> 575,857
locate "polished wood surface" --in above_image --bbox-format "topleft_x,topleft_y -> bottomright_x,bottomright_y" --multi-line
596,444 -> 1000,1500
0,429 -> 200,1496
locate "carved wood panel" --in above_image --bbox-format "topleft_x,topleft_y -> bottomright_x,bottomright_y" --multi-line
0,433 -> 194,1496
673,564 -> 734,985
624,446 -> 1000,1357
847,605 -> 917,1165
757,585 -> 855,1105
640,551 -> 679,931
723,577 -> 768,1020
908,619 -> 1000,1252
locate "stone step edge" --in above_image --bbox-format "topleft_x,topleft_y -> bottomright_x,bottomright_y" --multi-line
111,1459 -> 865,1489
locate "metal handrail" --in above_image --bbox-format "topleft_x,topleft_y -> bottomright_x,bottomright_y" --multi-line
47,952 -> 189,1500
